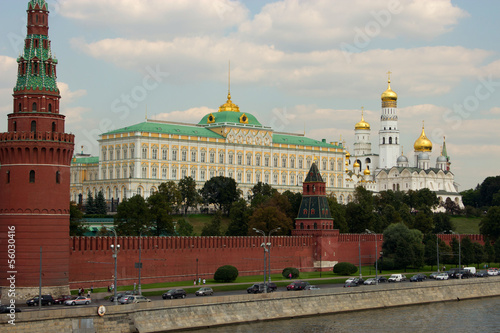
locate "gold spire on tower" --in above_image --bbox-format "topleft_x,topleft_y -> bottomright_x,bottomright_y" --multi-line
218,60 -> 240,112
414,121 -> 433,152
355,106 -> 370,130
381,71 -> 398,107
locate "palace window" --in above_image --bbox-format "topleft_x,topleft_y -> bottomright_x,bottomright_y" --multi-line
256,155 -> 261,166
162,148 -> 168,160
256,173 -> 261,183
265,156 -> 270,167
137,187 -> 142,196
322,160 -> 327,170
191,150 -> 197,162
142,147 -> 148,159
282,156 -> 287,168
141,167 -> 147,178
219,152 -> 224,164
246,153 -> 252,166
237,172 -> 242,183
290,157 -> 295,169
298,157 -> 303,169
200,151 -> 206,163
116,166 -> 120,178
181,150 -> 187,162
152,148 -> 158,159
172,168 -> 177,179
172,150 -> 177,161
210,170 -> 215,179
152,167 -> 157,179
290,174 -> 295,185
130,147 -> 135,158
246,173 -> 251,183
109,150 -> 113,160
162,167 -> 167,179
181,168 -> 187,179
210,152 -> 215,163
123,166 -> 127,178
109,168 -> 113,179
191,169 -> 196,179
237,154 -> 242,165
330,159 -> 334,171
219,170 -> 224,177
273,174 -> 278,185
200,170 -> 206,180
228,152 -> 234,164
264,174 -> 270,184
273,156 -> 278,168
282,174 -> 287,185
116,148 -> 120,160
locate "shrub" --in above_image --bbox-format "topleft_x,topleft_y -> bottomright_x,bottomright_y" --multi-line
333,262 -> 358,275
378,258 -> 395,271
282,267 -> 300,279
213,265 -> 239,282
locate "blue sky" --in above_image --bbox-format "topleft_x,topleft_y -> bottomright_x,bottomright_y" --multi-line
1,0 -> 499,191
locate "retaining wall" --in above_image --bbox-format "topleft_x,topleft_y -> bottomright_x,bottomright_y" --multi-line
1,278 -> 499,333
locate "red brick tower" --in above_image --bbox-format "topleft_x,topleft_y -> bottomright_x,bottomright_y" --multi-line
293,162 -> 339,271
0,0 -> 74,301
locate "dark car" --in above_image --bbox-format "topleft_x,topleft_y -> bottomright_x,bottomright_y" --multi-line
456,270 -> 474,279
0,305 -> 21,313
110,291 -> 134,302
410,274 -> 427,282
26,294 -> 54,306
429,272 -> 440,279
195,287 -> 214,296
377,276 -> 388,283
162,289 -> 187,299
286,281 -> 310,291
54,295 -> 72,305
247,283 -> 277,293
344,281 -> 360,288
476,270 -> 488,277
447,268 -> 461,279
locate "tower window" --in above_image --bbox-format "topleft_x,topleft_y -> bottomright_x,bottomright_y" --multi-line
56,171 -> 61,184
382,137 -> 385,144
389,137 -> 393,144
33,62 -> 39,75
52,122 -> 56,132
32,103 -> 37,112
31,120 -> 36,132
34,39 -> 38,48
48,103 -> 52,112
13,122 -> 17,132
18,103 -> 22,112
6,171 -> 10,184
29,170 -> 35,183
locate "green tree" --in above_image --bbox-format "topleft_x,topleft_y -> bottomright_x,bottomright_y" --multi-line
69,202 -> 88,236
433,213 -> 454,233
86,191 -> 96,214
460,237 -> 474,266
450,237 -> 460,265
494,236 -> 500,262
479,206 -> 500,240
472,242 -> 485,267
346,187 -> 375,233
327,195 -> 348,233
250,182 -> 277,208
178,176 -> 201,215
200,176 -> 240,215
226,199 -> 251,236
147,182 -> 181,236
95,190 -> 107,214
442,197 -> 461,215
176,218 -> 194,236
282,190 -> 302,221
382,223 -> 424,270
413,210 -> 434,234
248,205 -> 292,235
460,188 -> 480,207
479,176 -> 500,206
201,210 -> 223,236
484,238 -> 496,264
114,195 -> 152,235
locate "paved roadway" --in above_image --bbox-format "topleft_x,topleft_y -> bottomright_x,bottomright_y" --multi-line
18,275 -> 497,313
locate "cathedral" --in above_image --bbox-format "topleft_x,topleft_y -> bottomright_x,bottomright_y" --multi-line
345,74 -> 463,209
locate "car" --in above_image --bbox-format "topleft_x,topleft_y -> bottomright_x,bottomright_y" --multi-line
429,272 -> 440,279
110,291 -> 134,302
344,281 -> 359,288
286,281 -> 310,291
26,295 -> 54,306
247,283 -> 277,293
456,270 -> 474,279
388,274 -> 406,282
377,276 -> 388,283
54,295 -> 72,305
0,305 -> 21,313
65,296 -> 91,306
162,289 -> 187,299
344,277 -> 364,285
410,274 -> 427,282
304,285 -> 320,290
476,270 -> 488,277
126,295 -> 151,304
195,287 -> 214,296
487,268 -> 499,276
363,278 -> 377,285
119,295 -> 133,304
435,273 -> 449,280
447,268 -> 461,279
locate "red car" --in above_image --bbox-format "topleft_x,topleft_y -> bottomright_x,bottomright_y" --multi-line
54,295 -> 72,305
286,281 -> 310,291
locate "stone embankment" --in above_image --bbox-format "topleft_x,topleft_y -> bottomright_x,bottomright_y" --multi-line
1,278 -> 499,333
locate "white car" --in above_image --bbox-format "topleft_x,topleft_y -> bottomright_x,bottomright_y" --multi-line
487,268 -> 498,276
363,278 -> 377,285
435,273 -> 449,280
65,296 -> 91,306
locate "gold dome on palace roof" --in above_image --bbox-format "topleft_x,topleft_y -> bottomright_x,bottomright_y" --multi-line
218,92 -> 240,112
414,123 -> 433,152
345,151 -> 351,159
381,72 -> 397,101
364,168 -> 371,175
353,161 -> 360,168
355,107 -> 370,130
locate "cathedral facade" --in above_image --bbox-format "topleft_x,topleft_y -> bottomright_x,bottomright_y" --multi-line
345,75 -> 463,209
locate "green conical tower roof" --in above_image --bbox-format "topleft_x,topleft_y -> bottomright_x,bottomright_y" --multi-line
28,0 -> 48,10
304,162 -> 324,182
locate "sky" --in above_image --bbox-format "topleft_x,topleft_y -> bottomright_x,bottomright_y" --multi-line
1,0 -> 499,191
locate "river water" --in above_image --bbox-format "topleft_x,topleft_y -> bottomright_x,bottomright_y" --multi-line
186,296 -> 500,333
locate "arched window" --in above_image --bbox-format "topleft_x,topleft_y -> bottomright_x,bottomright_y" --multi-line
29,170 -> 35,183
389,137 -> 393,144
18,103 -> 22,112
13,122 -> 17,132
48,104 -> 52,112
382,137 -> 385,144
32,103 -> 37,112
52,122 -> 56,132
56,171 -> 60,184
31,120 -> 36,132
6,171 -> 10,184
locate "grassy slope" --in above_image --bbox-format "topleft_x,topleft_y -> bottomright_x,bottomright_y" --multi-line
450,216 -> 482,234
172,214 -> 231,235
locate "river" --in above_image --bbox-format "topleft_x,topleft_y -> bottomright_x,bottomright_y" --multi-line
185,296 -> 500,332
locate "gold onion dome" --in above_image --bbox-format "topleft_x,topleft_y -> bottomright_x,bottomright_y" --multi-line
353,161 -> 360,168
345,151 -> 351,159
414,124 -> 432,152
381,77 -> 398,101
355,108 -> 370,130
218,92 -> 240,112
364,168 -> 371,175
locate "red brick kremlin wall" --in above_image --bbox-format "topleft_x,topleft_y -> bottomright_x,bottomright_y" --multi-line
68,234 -> 484,288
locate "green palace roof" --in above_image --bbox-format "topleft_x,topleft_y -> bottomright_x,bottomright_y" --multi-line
72,156 -> 99,164
273,134 -> 342,148
198,111 -> 263,127
102,121 -> 225,139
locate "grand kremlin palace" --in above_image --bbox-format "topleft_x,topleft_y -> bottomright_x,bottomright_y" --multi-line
70,91 -> 353,205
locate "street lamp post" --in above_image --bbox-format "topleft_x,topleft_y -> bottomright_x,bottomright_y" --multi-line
138,232 -> 142,295
450,231 -> 462,278
110,229 -> 120,305
358,234 -> 362,279
253,227 -> 280,293
365,230 -> 378,285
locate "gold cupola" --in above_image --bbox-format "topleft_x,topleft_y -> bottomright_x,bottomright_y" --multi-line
414,122 -> 432,152
355,107 -> 370,130
381,71 -> 397,108
363,167 -> 371,175
353,160 -> 360,168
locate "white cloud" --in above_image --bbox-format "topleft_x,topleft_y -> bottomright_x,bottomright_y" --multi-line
238,0 -> 467,51
58,0 -> 248,37
490,107 -> 500,115
57,82 -> 91,126
154,107 -> 216,123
